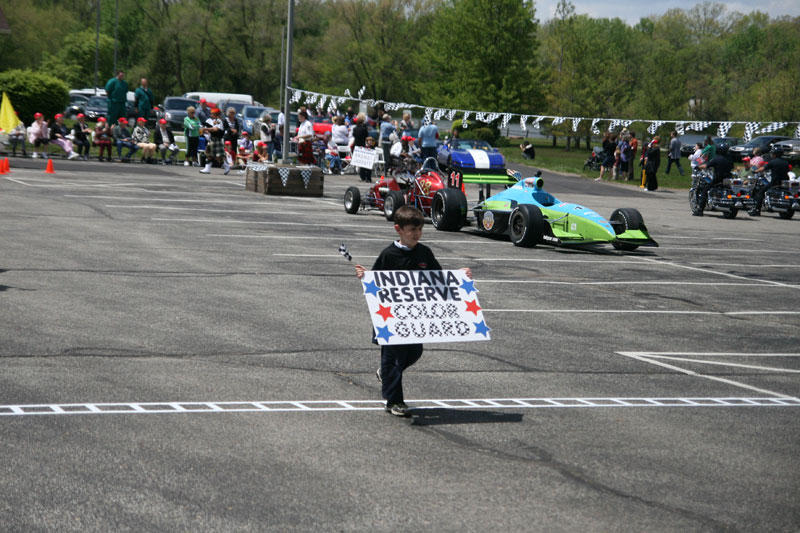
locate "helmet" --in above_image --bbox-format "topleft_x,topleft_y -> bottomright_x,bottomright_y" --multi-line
771,145 -> 784,158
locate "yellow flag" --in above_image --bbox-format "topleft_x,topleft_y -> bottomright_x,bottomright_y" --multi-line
0,92 -> 23,133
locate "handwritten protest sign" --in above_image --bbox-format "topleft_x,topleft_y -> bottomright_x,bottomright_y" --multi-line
351,146 -> 377,169
361,269 -> 491,345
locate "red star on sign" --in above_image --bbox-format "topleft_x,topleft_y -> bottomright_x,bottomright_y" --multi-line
464,299 -> 482,316
375,304 -> 394,322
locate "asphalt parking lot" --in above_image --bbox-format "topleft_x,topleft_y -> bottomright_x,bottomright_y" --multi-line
1,158 -> 798,532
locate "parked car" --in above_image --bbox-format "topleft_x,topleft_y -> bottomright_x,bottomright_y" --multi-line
159,97 -> 199,130
82,95 -> 137,121
774,139 -> 800,161
713,136 -> 740,153
241,105 -> 270,135
678,134 -> 706,157
64,94 -> 89,118
729,135 -> 791,161
217,99 -> 249,117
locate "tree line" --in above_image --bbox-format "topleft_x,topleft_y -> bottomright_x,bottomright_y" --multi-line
1,0 -> 798,134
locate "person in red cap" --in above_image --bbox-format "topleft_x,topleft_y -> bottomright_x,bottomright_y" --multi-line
200,107 -> 229,174
112,117 -> 139,162
154,118 -> 178,164
252,141 -> 269,162
93,117 -> 113,162
28,112 -> 50,158
71,113 -> 92,160
197,98 -> 211,124
133,116 -> 156,163
50,113 -> 79,159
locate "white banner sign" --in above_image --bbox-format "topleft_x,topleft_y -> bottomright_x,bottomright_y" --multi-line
351,146 -> 377,169
361,269 -> 491,345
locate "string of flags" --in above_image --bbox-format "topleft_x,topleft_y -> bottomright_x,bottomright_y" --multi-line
287,87 -> 800,142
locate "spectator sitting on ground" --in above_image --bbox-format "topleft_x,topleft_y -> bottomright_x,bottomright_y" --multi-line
236,146 -> 251,170
71,113 -> 92,160
520,141 -> 535,160
252,141 -> 269,163
9,113 -> 27,157
154,118 -> 179,164
132,117 -> 157,163
112,117 -> 139,162
93,117 -> 113,162
50,114 -> 79,159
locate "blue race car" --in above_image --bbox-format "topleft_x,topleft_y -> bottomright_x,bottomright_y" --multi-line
437,138 -> 513,187
430,172 -> 658,251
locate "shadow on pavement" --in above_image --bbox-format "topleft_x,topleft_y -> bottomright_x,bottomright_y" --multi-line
410,408 -> 523,426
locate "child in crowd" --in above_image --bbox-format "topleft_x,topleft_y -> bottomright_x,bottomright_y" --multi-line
236,146 -> 251,169
252,141 -> 269,163
93,117 -> 113,161
354,205 -> 472,418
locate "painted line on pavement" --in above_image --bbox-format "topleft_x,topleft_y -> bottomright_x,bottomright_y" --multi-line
616,352 -> 799,399
1,397 -> 797,417
486,309 -> 800,316
636,257 -> 800,290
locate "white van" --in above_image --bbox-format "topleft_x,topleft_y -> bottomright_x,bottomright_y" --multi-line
182,92 -> 253,105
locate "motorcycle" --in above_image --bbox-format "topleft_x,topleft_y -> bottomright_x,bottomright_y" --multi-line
689,170 -> 756,219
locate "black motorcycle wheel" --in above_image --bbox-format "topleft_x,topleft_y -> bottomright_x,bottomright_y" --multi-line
688,188 -> 703,216
779,209 -> 795,220
722,208 -> 738,219
344,186 -> 361,214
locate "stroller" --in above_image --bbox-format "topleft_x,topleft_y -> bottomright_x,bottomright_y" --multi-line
583,146 -> 604,171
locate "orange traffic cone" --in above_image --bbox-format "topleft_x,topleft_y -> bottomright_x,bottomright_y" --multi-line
4,158 -> 10,173
0,158 -> 7,175
45,158 -> 55,174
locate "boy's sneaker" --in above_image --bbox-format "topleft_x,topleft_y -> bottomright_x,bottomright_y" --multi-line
385,402 -> 410,417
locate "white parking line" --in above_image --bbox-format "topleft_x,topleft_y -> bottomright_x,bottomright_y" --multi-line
1,397 -> 797,417
486,309 -> 800,315
106,205 -> 308,215
659,247 -> 800,255
642,355 -> 800,374
636,257 -> 799,290
616,352 -> 800,399
153,217 -> 391,229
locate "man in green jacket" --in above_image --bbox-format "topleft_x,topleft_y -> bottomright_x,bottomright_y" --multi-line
134,78 -> 154,123
105,70 -> 128,126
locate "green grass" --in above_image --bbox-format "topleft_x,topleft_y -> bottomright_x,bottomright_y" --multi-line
498,138 -> 695,190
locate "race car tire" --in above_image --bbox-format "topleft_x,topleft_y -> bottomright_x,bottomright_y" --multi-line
431,188 -> 467,232
610,208 -> 644,251
778,209 -> 795,220
509,204 -> 544,247
344,186 -> 361,214
722,208 -> 738,219
384,190 -> 405,221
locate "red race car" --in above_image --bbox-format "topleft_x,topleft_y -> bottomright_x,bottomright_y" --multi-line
343,158 -> 467,230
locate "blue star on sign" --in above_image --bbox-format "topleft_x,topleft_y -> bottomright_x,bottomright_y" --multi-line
362,279 -> 382,297
375,325 -> 394,343
473,320 -> 491,337
460,279 -> 478,295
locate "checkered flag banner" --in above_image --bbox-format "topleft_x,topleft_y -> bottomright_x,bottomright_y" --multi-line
674,122 -> 685,135
717,122 -> 733,138
357,86 -> 366,99
434,108 -> 447,121
462,112 -> 470,129
301,168 -> 312,189
327,98 -> 339,116
531,116 -> 544,129
304,92 -> 319,106
572,118 -> 581,132
446,109 -> 458,121
552,116 -> 566,126
290,89 -> 303,104
795,123 -> 800,139
620,120 -> 633,128
501,113 -> 512,129
423,107 -> 433,124
343,89 -> 353,99
687,121 -> 711,132
757,122 -> 788,134
607,119 -> 621,132
317,96 -> 327,111
474,112 -> 487,123
743,122 -> 760,143
590,118 -> 601,135
278,167 -> 290,187
338,244 -> 352,262
647,121 -> 664,134
520,115 -> 529,131
486,113 -> 500,124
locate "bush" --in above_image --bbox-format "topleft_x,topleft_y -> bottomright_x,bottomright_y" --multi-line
460,127 -> 497,144
0,69 -> 69,125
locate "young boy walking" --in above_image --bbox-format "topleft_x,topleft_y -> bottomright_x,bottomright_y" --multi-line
355,206 -> 472,417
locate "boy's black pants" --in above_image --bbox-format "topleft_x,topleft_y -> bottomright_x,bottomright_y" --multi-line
381,343 -> 423,405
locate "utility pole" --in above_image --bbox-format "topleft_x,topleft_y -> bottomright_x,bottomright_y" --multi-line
280,1 -> 294,164
113,0 -> 118,73
279,25 -> 285,111
94,0 -> 100,92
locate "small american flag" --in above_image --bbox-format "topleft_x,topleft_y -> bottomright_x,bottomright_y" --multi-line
338,244 -> 352,262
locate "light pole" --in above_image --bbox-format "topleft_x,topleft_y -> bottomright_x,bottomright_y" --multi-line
280,0 -> 294,164
279,25 -> 285,111
94,0 -> 100,92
